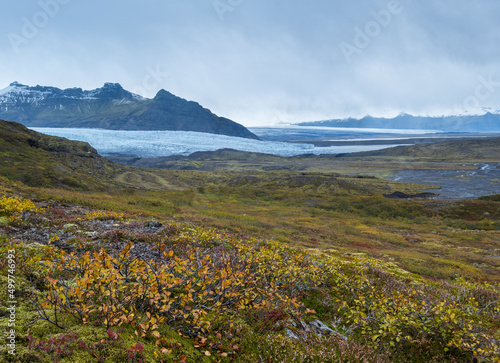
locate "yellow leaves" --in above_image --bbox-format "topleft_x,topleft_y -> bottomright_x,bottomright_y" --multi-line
0,195 -> 44,216
48,234 -> 60,244
23,221 -> 500,360
46,276 -> 58,285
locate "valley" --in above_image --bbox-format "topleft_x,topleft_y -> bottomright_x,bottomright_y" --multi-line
0,119 -> 499,362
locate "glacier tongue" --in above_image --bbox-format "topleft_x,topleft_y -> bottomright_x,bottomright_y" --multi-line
30,128 -> 400,158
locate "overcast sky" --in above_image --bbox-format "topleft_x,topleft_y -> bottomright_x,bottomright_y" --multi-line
1,0 -> 500,126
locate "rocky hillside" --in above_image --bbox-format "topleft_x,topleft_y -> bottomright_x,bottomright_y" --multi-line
0,82 -> 259,139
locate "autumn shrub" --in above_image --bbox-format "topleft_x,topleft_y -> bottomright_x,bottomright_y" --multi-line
31,230 -> 313,339
312,259 -> 500,361
0,195 -> 44,225
5,194 -> 499,362
24,228 -> 500,362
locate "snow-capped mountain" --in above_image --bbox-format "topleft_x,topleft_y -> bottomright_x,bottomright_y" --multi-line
0,82 -> 258,140
298,112 -> 500,133
0,82 -> 142,105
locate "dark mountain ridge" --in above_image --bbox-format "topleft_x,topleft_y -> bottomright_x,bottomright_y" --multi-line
298,113 -> 500,133
0,82 -> 259,139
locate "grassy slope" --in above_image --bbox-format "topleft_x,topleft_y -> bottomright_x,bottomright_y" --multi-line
1,192 -> 499,362
1,122 -> 499,362
0,120 -> 122,190
345,137 -> 500,160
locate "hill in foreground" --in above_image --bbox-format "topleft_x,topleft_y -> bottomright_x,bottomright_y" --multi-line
0,119 -> 123,190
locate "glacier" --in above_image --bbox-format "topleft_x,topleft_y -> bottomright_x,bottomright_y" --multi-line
30,128 -> 404,158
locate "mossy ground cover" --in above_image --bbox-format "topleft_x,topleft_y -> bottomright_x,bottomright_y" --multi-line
4,166 -> 499,283
1,178 -> 499,362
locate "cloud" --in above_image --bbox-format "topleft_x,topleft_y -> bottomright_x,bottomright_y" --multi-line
1,0 -> 499,126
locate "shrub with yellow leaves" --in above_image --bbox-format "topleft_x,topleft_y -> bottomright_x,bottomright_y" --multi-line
0,194 -> 44,225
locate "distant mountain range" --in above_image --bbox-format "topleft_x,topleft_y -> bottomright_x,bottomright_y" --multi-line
298,113 -> 500,133
0,82 -> 259,139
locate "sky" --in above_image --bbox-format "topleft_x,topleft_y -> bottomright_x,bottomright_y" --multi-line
1,0 -> 500,126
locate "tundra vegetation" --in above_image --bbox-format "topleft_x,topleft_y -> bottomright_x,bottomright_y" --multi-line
0,120 -> 499,362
